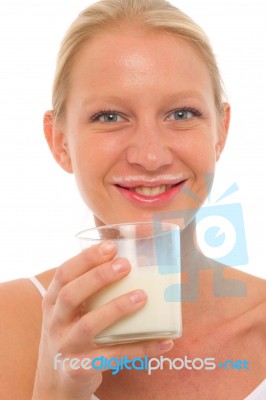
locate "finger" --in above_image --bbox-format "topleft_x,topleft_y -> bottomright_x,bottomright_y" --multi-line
93,338 -> 175,371
52,257 -> 131,323
44,241 -> 117,305
66,289 -> 148,350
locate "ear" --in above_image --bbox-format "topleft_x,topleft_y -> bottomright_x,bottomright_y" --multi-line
43,111 -> 73,173
215,102 -> 231,162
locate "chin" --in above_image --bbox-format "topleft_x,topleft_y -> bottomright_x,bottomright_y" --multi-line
94,211 -> 154,227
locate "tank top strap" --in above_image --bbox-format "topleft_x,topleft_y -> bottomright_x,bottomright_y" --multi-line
28,276 -> 47,297
244,379 -> 266,399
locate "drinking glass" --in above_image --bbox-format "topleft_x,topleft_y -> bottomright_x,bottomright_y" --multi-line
76,222 -> 182,345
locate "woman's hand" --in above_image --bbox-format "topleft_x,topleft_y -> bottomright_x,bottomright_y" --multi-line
32,242 -> 174,400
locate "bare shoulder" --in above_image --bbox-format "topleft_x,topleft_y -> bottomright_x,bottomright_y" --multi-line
243,272 -> 266,339
223,267 -> 266,355
0,278 -> 45,399
202,263 -> 266,384
208,261 -> 266,344
239,272 -> 266,373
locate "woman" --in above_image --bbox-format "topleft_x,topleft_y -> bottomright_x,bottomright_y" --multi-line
0,0 -> 265,399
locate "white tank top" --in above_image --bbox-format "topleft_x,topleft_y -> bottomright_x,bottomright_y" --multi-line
28,276 -> 266,400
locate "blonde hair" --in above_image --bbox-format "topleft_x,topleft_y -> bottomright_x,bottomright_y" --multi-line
52,0 -> 225,122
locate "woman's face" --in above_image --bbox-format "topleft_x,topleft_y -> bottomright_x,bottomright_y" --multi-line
52,27 -> 229,226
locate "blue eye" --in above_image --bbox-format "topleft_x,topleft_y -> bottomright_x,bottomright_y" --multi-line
168,108 -> 202,121
90,110 -> 123,123
101,113 -> 119,122
173,110 -> 192,120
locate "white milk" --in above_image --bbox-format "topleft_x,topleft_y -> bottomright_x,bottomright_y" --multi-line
89,266 -> 182,344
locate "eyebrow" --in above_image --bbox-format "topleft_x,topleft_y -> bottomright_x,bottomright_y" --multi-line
161,91 -> 207,103
81,90 -> 207,107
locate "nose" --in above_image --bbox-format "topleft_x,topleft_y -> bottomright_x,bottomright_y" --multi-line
126,120 -> 173,171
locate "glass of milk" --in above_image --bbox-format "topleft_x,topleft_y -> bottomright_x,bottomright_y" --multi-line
76,222 -> 182,345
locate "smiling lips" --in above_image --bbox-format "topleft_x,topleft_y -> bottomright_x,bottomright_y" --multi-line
113,176 -> 186,205
133,185 -> 172,196
118,183 -> 179,196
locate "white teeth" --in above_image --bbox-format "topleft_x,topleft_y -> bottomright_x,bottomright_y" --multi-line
134,185 -> 169,196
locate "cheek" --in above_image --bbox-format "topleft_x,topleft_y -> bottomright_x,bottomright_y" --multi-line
69,134 -> 106,171
193,143 -> 216,172
176,132 -> 217,174
69,135 -> 119,193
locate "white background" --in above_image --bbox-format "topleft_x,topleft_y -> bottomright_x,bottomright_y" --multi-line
0,0 -> 265,282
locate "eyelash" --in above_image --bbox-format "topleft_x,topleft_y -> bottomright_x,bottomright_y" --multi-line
89,109 -> 124,122
89,107 -> 203,122
167,107 -> 203,120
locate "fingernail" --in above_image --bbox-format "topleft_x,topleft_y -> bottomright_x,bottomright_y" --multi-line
130,290 -> 147,303
112,260 -> 130,273
100,241 -> 116,255
159,340 -> 174,351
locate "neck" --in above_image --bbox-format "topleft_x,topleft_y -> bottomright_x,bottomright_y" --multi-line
178,218 -> 218,334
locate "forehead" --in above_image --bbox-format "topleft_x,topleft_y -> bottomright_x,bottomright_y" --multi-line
68,26 -> 213,104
